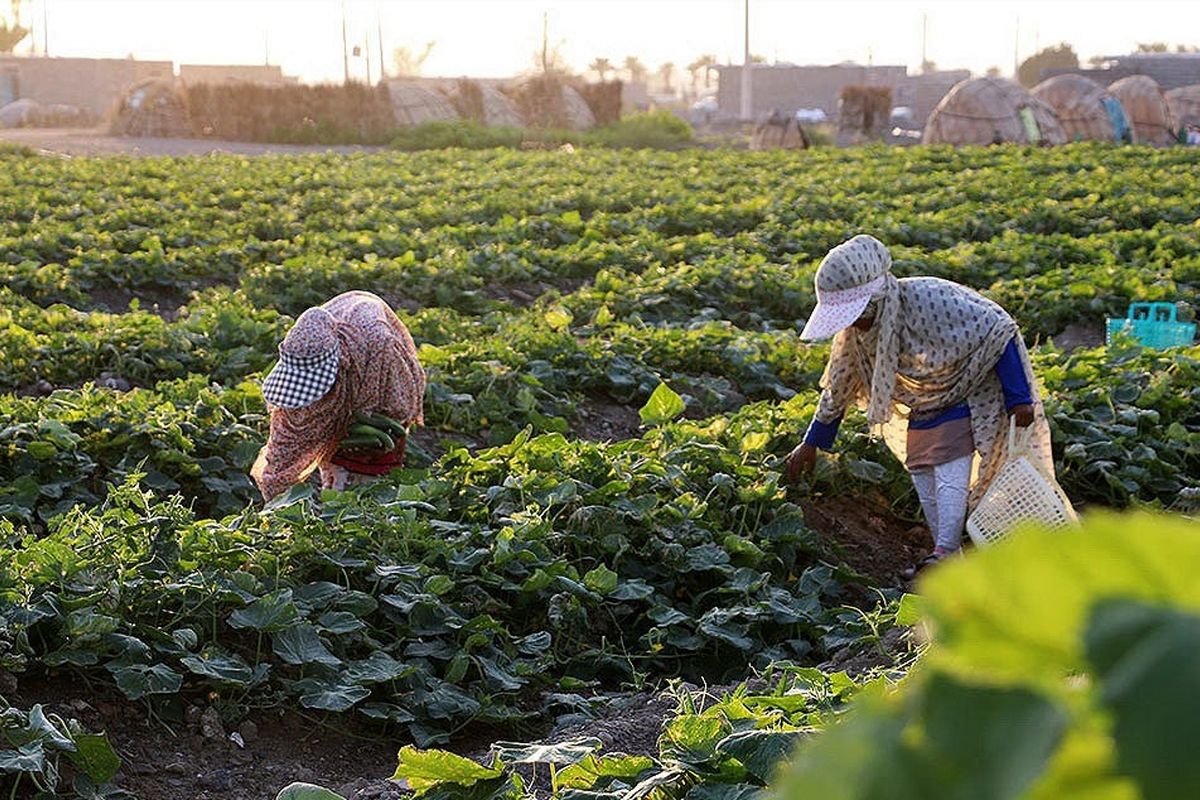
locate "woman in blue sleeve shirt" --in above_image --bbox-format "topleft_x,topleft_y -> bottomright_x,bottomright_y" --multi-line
785,235 -> 1057,575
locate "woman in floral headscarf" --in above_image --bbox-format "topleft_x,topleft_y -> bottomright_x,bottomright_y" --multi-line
251,291 -> 425,501
785,235 -> 1052,574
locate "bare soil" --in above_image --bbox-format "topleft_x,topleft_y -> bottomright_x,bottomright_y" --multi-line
1051,323 -> 1106,352
571,394 -> 644,442
801,494 -> 931,587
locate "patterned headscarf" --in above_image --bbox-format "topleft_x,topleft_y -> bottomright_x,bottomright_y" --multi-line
251,291 -> 426,501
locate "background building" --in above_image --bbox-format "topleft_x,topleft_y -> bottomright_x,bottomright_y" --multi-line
1043,52 -> 1200,90
0,56 -> 172,114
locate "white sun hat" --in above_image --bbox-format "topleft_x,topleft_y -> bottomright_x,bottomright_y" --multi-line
261,307 -> 341,410
800,235 -> 892,341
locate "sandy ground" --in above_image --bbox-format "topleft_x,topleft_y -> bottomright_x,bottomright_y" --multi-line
0,127 -> 385,157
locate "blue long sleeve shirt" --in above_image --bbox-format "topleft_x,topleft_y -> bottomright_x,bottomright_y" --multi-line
803,336 -> 1033,450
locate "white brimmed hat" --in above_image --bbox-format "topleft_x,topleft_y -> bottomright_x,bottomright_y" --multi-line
800,235 -> 892,341
262,308 -> 341,409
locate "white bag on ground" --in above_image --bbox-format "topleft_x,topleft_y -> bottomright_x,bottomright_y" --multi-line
966,417 -> 1078,546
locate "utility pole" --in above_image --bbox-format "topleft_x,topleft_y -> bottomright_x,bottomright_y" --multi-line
921,12 -> 927,71
541,11 -> 549,74
365,34 -> 372,84
341,0 -> 350,83
1013,16 -> 1020,77
376,3 -> 386,81
43,0 -> 49,57
740,0 -> 752,120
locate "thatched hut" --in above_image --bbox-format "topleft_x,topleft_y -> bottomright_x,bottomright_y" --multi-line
837,85 -> 892,145
1108,75 -> 1175,146
108,78 -> 192,137
445,79 -> 524,127
1032,74 -> 1130,142
750,112 -> 810,150
562,86 -> 596,130
386,82 -> 459,126
507,77 -> 596,130
922,77 -> 1066,146
1165,84 -> 1200,129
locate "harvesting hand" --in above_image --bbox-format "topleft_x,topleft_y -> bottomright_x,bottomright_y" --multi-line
785,442 -> 818,483
1011,403 -> 1035,428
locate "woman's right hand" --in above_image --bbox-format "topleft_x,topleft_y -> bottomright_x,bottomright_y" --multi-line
785,442 -> 818,484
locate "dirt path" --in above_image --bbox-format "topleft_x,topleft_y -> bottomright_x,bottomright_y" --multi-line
0,127 -> 385,157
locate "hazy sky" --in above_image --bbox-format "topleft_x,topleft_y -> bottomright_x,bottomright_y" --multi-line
13,0 -> 1200,84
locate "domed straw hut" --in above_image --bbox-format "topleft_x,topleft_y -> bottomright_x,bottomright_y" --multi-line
107,78 -> 192,137
1032,74 -> 1130,142
750,111 -> 810,150
1108,75 -> 1175,145
561,85 -> 596,130
386,82 -> 459,126
1165,84 -> 1200,130
507,76 -> 596,130
922,77 -> 1066,146
445,79 -> 525,127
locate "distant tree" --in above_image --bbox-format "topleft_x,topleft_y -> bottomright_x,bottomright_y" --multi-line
588,57 -> 614,82
657,62 -> 675,94
692,53 -> 718,89
985,65 -> 1003,78
392,42 -> 436,77
1087,54 -> 1109,67
0,0 -> 28,54
1176,43 -> 1199,53
623,56 -> 648,84
1136,42 -> 1169,53
749,54 -> 767,64
1017,42 -> 1078,87
920,59 -> 938,74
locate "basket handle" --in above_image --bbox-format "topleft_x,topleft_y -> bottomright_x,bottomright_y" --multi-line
1006,414 -> 1035,461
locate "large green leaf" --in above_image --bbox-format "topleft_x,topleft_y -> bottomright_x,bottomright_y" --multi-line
1086,600 -> 1200,800
490,737 -> 603,766
715,730 -> 805,784
67,733 -> 121,784
638,382 -> 685,426
272,625 -> 342,667
180,648 -> 257,686
108,663 -> 183,701
391,746 -> 503,794
556,753 -> 656,790
919,673 -> 1067,800
229,590 -> 301,632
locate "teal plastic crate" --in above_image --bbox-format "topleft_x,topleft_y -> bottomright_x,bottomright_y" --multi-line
1106,302 -> 1196,349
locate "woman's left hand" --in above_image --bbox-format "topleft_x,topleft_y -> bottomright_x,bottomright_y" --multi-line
1010,404 -> 1035,428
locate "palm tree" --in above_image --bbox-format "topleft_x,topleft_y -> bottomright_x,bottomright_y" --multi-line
589,57 -> 614,82
623,56 -> 648,84
695,54 -> 718,89
657,62 -> 675,94
0,0 -> 28,54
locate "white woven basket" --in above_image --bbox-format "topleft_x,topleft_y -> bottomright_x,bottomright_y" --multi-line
966,418 -> 1078,547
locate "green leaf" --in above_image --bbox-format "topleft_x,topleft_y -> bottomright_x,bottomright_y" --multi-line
638,382 -> 685,426
919,672 -> 1067,800
662,715 -> 727,764
272,624 -> 342,667
490,738 -> 602,766
275,784 -> 347,800
109,663 -> 183,700
229,590 -> 300,632
545,307 -> 574,331
391,746 -> 504,794
425,575 -> 455,596
298,682 -> 371,712
715,729 -> 805,784
0,741 -> 46,773
894,593 -> 924,627
1086,600 -> 1200,800
556,753 -> 656,790
583,565 -> 619,595
180,648 -> 257,686
67,733 -> 121,784
345,652 -> 409,685
740,432 -> 771,452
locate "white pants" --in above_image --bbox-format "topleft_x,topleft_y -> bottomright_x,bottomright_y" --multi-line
909,454 -> 973,552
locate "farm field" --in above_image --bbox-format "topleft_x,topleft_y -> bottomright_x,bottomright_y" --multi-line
1,142 -> 1199,799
